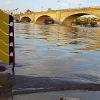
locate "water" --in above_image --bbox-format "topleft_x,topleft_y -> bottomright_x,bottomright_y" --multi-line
14,23 -> 100,93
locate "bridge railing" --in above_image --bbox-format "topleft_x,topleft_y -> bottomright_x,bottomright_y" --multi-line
0,10 -> 15,71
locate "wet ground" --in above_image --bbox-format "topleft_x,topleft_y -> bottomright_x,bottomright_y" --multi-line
13,90 -> 100,100
13,23 -> 100,94
0,73 -> 13,100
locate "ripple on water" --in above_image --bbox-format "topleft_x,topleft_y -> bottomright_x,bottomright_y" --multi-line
14,23 -> 100,91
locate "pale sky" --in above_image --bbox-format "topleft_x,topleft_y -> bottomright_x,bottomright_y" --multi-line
0,0 -> 100,12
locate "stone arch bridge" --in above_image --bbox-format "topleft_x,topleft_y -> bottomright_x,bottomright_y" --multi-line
15,7 -> 100,26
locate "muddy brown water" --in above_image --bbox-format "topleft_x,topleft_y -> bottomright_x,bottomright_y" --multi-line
15,23 -> 100,83
13,23 -> 100,93
1,23 -> 100,99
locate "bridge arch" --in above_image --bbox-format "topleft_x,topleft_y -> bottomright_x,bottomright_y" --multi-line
35,15 -> 55,25
62,13 -> 98,26
20,16 -> 31,22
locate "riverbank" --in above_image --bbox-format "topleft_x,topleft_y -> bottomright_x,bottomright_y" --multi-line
0,73 -> 13,100
12,75 -> 100,96
13,90 -> 100,100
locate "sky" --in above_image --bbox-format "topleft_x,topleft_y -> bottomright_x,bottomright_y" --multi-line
0,0 -> 100,12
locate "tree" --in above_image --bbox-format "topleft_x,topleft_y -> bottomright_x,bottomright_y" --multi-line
25,9 -> 32,13
74,17 -> 98,27
48,8 -> 52,11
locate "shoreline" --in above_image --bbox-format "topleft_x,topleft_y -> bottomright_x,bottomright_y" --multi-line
13,90 -> 100,100
13,81 -> 100,95
13,75 -> 100,95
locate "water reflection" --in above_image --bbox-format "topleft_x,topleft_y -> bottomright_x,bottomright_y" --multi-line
14,23 -> 100,92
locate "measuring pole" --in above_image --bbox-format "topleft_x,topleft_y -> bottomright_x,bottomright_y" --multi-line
0,10 -> 15,74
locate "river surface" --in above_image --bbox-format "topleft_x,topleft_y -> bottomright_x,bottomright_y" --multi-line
13,23 -> 100,93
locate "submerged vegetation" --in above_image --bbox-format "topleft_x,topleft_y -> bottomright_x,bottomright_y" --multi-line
74,17 -> 99,27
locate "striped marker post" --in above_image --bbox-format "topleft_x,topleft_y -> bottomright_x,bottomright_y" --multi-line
0,10 -> 15,73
